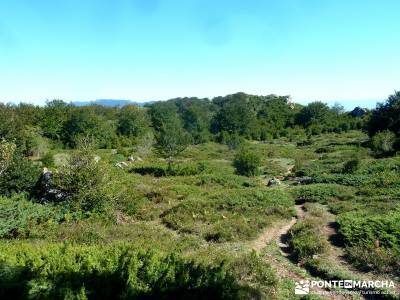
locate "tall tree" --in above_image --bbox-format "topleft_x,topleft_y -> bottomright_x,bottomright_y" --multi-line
155,117 -> 191,167
117,105 -> 150,138
368,91 -> 400,137
296,101 -> 331,127
62,108 -> 116,148
41,100 -> 70,140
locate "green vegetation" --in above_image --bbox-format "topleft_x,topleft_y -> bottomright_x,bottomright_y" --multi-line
162,188 -> 293,242
0,243 -> 242,300
288,218 -> 328,261
233,149 -> 261,176
1,91 -> 400,298
337,211 -> 400,251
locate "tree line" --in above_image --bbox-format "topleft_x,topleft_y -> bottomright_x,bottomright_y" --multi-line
0,92 -> 367,155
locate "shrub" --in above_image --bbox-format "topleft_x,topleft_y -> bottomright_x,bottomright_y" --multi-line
337,211 -> 400,251
131,162 -> 205,177
0,194 -> 62,238
0,153 -> 41,197
220,132 -> 244,150
233,150 -> 261,177
41,152 -> 55,168
0,243 -> 244,300
196,174 -> 257,189
342,158 -> 360,174
168,162 -> 206,176
312,174 -> 370,187
288,218 -> 328,260
345,246 -> 400,276
371,130 -> 396,156
116,146 -> 130,157
52,145 -> 111,213
291,184 -> 354,204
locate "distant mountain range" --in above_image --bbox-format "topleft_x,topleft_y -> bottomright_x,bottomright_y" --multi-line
67,98 -> 380,110
71,99 -> 154,107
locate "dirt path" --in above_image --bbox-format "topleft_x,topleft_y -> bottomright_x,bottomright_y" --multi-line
251,205 -> 304,253
251,205 -> 351,299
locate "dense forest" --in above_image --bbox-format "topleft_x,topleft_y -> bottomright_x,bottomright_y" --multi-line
1,91 -> 400,299
1,92 -> 367,152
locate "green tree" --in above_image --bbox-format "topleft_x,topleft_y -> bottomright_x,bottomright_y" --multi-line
212,93 -> 257,136
62,108 -> 116,148
41,100 -> 70,140
53,139 -> 111,212
0,104 -> 27,149
180,102 -> 212,144
155,118 -> 191,168
117,105 -> 150,139
148,102 -> 178,131
296,102 -> 330,127
368,91 -> 400,138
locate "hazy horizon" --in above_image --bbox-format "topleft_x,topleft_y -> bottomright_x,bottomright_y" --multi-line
0,95 -> 383,110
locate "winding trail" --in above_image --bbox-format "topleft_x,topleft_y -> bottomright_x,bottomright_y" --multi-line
251,205 -> 304,253
251,204 -> 351,299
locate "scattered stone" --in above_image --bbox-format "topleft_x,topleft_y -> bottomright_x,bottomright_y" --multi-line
128,156 -> 143,162
94,155 -> 101,163
115,161 -> 129,169
268,177 -> 281,186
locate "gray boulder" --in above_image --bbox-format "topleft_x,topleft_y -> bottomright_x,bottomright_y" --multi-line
351,107 -> 368,117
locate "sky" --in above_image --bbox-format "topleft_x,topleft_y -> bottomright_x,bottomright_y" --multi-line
0,0 -> 399,109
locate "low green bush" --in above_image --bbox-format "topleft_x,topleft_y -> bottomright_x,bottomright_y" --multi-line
288,218 -> 327,261
370,130 -> 396,157
0,194 -> 64,238
0,243 -> 245,300
131,162 -> 205,177
342,158 -> 360,174
0,153 -> 41,197
233,150 -> 261,177
52,146 -> 113,214
337,211 -> 400,251
312,174 -> 370,186
291,184 -> 354,204
345,246 -> 400,276
168,162 -> 206,176
358,157 -> 400,174
196,174 -> 257,189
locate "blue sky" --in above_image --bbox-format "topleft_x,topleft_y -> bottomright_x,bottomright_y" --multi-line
0,0 -> 399,108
